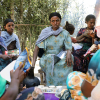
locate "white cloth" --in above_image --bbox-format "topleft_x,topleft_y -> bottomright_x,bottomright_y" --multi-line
1,31 -> 21,53
72,43 -> 83,50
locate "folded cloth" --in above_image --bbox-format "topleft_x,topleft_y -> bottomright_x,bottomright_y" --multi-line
72,43 -> 83,50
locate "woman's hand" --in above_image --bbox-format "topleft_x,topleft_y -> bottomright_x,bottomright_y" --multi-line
83,30 -> 91,38
66,50 -> 73,67
89,30 -> 95,38
0,54 -> 13,60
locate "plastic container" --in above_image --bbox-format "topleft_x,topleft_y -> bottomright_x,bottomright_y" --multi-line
44,93 -> 59,100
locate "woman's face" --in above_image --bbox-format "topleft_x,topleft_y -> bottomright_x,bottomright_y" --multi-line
4,22 -> 14,35
50,16 -> 61,30
86,18 -> 95,29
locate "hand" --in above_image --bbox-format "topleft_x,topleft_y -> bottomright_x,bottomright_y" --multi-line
77,37 -> 85,43
89,30 -> 95,38
10,64 -> 26,84
71,37 -> 77,43
83,30 -> 91,38
1,55 -> 13,60
90,44 -> 98,53
65,50 -> 73,67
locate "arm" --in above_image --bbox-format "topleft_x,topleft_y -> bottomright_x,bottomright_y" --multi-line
76,29 -> 91,42
71,37 -> 85,43
0,64 -> 25,100
76,34 -> 85,41
32,46 -> 39,67
66,50 -> 73,66
0,54 -> 13,60
64,31 -> 73,66
81,79 -> 95,98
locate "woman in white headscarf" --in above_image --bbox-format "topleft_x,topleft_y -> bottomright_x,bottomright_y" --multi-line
32,12 -> 73,86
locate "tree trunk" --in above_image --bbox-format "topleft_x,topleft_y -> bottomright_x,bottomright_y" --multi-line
10,0 -> 14,21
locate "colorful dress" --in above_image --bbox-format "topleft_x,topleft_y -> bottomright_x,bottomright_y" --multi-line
73,28 -> 97,73
66,71 -> 87,100
37,29 -> 73,86
66,49 -> 100,100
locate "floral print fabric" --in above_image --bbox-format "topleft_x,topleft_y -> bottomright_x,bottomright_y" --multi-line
37,29 -> 73,86
66,71 -> 87,100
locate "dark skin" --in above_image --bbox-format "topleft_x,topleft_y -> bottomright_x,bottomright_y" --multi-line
0,64 -> 27,100
76,18 -> 96,44
32,16 -> 73,67
81,79 -> 95,98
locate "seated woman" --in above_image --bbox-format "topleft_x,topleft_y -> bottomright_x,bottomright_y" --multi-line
0,26 -> 13,71
81,49 -> 100,100
1,19 -> 21,54
73,14 -> 98,73
65,48 -> 100,100
32,12 -> 73,86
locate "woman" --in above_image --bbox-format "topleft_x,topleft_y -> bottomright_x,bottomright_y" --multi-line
81,49 -> 100,100
73,14 -> 98,73
65,49 -> 100,100
32,12 -> 73,86
1,19 -> 21,53
0,26 -> 13,71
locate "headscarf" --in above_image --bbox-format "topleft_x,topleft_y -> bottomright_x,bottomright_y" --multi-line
0,36 -> 7,51
35,26 -> 63,45
1,31 -> 21,53
88,49 -> 100,80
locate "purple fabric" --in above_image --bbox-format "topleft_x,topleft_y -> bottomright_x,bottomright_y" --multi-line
44,93 -> 59,100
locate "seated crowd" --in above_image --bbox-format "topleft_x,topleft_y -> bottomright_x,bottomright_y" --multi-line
0,12 -> 100,100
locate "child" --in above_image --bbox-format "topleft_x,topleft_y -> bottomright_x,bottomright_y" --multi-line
63,21 -> 84,43
1,19 -> 21,54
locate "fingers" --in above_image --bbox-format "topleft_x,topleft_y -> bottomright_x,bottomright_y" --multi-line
10,70 -> 14,75
17,63 -> 23,70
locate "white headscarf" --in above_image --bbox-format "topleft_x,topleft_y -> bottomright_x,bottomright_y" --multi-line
1,31 -> 21,53
35,26 -> 63,45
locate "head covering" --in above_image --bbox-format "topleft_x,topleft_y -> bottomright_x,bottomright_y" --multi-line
0,36 -> 7,51
35,26 -> 63,46
88,49 -> 100,80
49,12 -> 61,20
1,31 -> 21,53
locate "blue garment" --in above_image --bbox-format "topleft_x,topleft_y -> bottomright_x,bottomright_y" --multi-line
37,29 -> 73,86
88,49 -> 100,81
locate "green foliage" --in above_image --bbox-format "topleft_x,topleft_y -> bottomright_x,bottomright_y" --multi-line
0,0 -> 61,56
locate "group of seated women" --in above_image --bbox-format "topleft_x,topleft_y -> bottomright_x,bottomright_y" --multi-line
0,12 -> 100,100
32,12 -> 100,100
